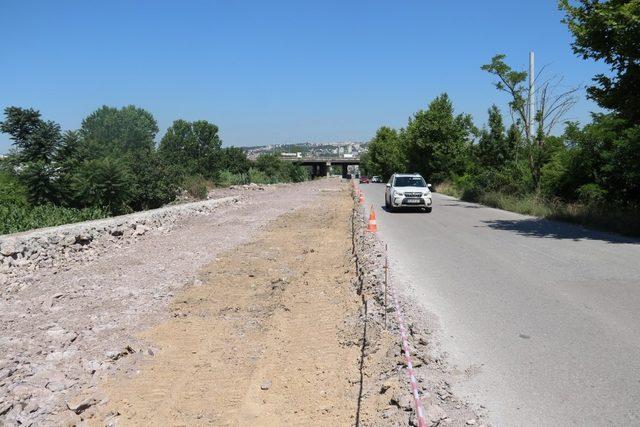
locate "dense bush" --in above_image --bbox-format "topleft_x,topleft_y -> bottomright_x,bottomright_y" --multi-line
0,170 -> 28,206
181,175 -> 212,200
216,170 -> 247,187
72,157 -> 134,214
254,154 -> 309,183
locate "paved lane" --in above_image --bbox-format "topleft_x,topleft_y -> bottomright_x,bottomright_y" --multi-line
359,183 -> 640,426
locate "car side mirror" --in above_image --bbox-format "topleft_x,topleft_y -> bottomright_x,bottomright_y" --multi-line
427,183 -> 432,189
386,183 -> 391,188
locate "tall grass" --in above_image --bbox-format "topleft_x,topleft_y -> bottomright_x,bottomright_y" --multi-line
434,181 -> 462,199
1,203 -> 108,235
436,181 -> 640,237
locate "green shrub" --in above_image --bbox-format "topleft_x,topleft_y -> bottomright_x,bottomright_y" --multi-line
247,168 -> 272,184
286,163 -> 309,182
0,171 -> 28,207
217,170 -> 247,186
254,154 -> 285,179
576,183 -> 607,205
181,175 -> 211,199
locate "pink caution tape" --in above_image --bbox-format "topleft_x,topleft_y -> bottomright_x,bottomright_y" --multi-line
389,279 -> 428,427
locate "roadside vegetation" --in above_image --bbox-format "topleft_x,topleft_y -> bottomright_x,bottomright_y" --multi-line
361,0 -> 640,237
0,107 -> 308,234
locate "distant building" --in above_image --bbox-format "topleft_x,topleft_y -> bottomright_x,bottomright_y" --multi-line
280,152 -> 302,158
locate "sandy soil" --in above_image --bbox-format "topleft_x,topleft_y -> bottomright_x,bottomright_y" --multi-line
89,187 -> 363,425
0,179 -> 348,426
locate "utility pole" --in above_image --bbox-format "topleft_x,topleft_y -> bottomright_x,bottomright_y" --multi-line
528,51 -> 535,140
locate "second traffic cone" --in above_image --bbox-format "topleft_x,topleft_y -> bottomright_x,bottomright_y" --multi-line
358,193 -> 365,205
367,206 -> 378,232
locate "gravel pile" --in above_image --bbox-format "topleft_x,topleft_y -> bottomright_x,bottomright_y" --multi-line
0,196 -> 240,283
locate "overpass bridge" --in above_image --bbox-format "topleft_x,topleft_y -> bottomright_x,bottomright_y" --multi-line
282,157 -> 360,178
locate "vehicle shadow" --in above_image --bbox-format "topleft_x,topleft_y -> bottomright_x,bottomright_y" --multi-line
481,218 -> 640,245
380,205 -> 428,214
440,203 -> 482,209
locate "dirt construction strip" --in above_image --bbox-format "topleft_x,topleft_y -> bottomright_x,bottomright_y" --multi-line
0,180 -> 349,425
89,188 -> 363,425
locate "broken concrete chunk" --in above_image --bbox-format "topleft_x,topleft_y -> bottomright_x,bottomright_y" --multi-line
66,395 -> 98,414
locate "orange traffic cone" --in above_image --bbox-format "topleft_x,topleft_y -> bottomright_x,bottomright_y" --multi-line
358,193 -> 365,205
367,206 -> 378,232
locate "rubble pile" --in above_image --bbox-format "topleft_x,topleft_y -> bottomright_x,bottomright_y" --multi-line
0,196 -> 240,283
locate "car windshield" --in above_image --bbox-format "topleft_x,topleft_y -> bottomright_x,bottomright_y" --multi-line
394,176 -> 426,187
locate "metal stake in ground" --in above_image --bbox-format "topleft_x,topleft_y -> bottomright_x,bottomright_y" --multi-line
384,243 -> 388,330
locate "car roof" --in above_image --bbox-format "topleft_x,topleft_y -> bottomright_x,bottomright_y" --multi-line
393,173 -> 423,177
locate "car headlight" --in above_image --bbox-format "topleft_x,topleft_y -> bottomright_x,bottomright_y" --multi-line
394,191 -> 404,196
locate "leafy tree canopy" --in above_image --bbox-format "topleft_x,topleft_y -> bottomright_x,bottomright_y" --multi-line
404,93 -> 475,182
81,105 -> 159,154
218,147 -> 251,174
361,126 -> 405,180
159,119 -> 222,178
560,0 -> 640,123
0,107 -> 61,164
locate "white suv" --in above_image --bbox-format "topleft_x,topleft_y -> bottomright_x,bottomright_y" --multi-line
384,173 -> 433,212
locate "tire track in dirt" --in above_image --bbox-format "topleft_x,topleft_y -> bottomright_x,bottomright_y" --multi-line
89,185 -> 364,425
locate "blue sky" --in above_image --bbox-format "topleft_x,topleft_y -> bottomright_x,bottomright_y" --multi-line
0,1 -> 607,153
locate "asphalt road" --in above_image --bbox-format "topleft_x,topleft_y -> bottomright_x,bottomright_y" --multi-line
359,183 -> 640,426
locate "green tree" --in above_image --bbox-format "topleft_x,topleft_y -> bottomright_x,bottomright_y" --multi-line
19,161 -> 59,205
563,114 -> 640,204
125,149 -> 178,210
73,157 -> 134,214
219,147 -> 251,174
361,126 -> 405,179
54,130 -> 91,203
159,119 -> 222,177
506,123 -> 523,161
482,54 -> 577,189
0,107 -> 60,164
477,105 -> 516,169
0,107 -> 62,203
404,93 -> 475,183
81,105 -> 159,154
560,0 -> 640,124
